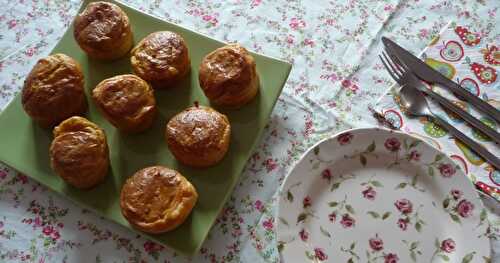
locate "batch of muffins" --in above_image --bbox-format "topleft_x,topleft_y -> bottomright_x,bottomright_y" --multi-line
20,2 -> 259,234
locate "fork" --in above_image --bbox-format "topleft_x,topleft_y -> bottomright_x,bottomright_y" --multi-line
379,52 -> 500,170
383,47 -> 500,145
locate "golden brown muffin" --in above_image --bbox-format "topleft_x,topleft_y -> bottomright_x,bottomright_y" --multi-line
92,74 -> 156,133
74,1 -> 133,60
199,44 -> 259,108
50,116 -> 109,189
166,105 -> 231,167
130,31 -> 190,89
120,166 -> 198,233
21,53 -> 87,127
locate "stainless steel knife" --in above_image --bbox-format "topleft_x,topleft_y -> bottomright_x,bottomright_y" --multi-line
381,37 -> 500,123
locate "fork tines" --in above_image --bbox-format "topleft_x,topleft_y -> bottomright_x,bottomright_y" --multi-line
379,52 -> 405,85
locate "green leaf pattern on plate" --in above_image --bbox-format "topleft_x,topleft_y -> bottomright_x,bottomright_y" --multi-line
277,129 -> 489,263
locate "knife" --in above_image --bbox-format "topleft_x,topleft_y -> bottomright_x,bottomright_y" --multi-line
383,45 -> 500,144
381,37 -> 500,123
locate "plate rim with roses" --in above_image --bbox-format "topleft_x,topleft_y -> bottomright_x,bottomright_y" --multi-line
276,128 -> 490,263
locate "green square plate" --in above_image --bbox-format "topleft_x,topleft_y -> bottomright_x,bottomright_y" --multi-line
0,0 -> 291,255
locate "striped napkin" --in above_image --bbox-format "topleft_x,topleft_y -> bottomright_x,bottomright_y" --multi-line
373,22 -> 500,201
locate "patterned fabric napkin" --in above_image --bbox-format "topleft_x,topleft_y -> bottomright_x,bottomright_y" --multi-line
374,22 -> 500,201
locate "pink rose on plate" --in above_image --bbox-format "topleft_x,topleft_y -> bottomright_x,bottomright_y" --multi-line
440,238 -> 456,253
394,198 -> 413,214
362,186 -> 376,200
303,196 -> 312,208
384,137 -> 401,152
369,234 -> 384,251
299,229 -> 309,242
456,200 -> 474,218
337,132 -> 354,145
439,163 -> 456,178
408,150 -> 421,161
384,253 -> 399,263
314,248 -> 328,261
321,169 -> 332,181
328,212 -> 336,223
397,218 -> 408,231
450,189 -> 462,200
340,214 -> 355,228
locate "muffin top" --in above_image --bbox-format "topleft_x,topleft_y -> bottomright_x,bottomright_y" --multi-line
166,106 -> 230,154
199,44 -> 255,100
50,116 -> 107,174
22,53 -> 85,126
120,166 -> 198,232
74,1 -> 130,51
92,74 -> 155,120
131,31 -> 189,80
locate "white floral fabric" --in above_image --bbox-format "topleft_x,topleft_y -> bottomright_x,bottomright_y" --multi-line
0,0 -> 498,262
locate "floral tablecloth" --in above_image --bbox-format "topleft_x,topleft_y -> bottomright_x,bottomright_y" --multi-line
0,0 -> 498,262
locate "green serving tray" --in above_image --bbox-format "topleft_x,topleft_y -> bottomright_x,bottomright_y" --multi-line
0,0 -> 291,256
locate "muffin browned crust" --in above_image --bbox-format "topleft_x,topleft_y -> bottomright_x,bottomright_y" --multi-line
50,117 -> 109,189
92,74 -> 156,133
166,106 -> 231,167
199,44 -> 259,108
74,1 -> 133,60
131,31 -> 190,89
120,166 -> 198,233
22,53 -> 87,127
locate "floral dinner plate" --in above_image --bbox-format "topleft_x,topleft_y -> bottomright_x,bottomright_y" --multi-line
277,128 -> 491,262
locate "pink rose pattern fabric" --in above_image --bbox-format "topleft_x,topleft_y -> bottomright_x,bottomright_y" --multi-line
0,0 -> 498,262
374,22 -> 500,201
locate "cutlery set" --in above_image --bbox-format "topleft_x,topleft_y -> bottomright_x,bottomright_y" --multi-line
379,37 -> 500,171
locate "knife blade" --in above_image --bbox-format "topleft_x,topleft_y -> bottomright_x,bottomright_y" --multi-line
381,37 -> 500,123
